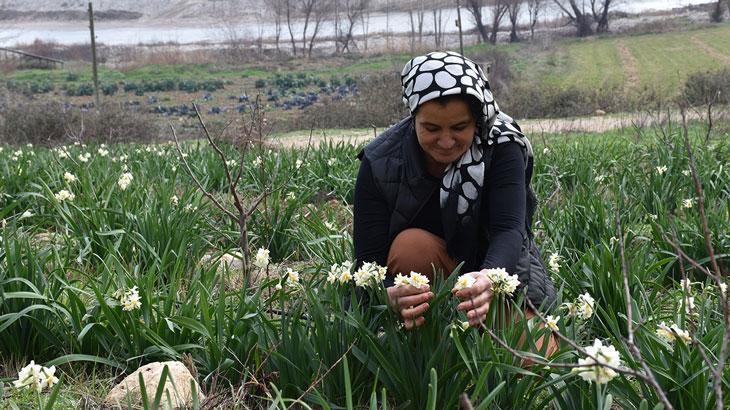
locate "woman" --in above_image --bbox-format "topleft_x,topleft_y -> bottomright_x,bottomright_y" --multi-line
353,51 -> 556,345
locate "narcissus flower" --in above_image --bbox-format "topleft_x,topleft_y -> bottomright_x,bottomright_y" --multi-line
295,159 -> 303,169
565,292 -> 595,320
483,268 -> 520,296
682,198 -> 694,209
170,195 -> 179,206
254,248 -> 270,268
54,189 -> 75,202
119,286 -> 142,311
548,253 -> 561,272
327,261 -> 353,284
327,158 -> 336,166
452,274 -> 476,291
394,271 -> 430,288
21,210 -> 33,219
63,172 -> 77,183
656,321 -> 691,344
655,165 -> 667,175
284,268 -> 300,286
353,262 -> 388,288
252,156 -> 263,167
682,169 -> 691,176
13,361 -> 59,392
572,339 -> 621,384
545,315 -> 560,331
118,172 -> 133,191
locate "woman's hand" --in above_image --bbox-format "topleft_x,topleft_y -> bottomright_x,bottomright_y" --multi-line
387,284 -> 434,330
452,270 -> 493,327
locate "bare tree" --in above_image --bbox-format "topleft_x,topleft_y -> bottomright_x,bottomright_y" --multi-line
285,0 -> 298,56
432,4 -> 444,48
465,0 -> 489,43
590,0 -> 612,33
527,0 -> 543,40
489,0 -> 510,44
337,0 -> 370,53
301,0 -> 331,58
553,0 -> 593,37
507,0 -> 522,42
268,0 -> 286,54
408,2 -> 425,53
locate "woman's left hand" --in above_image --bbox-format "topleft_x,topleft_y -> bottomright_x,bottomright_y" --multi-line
452,270 -> 493,327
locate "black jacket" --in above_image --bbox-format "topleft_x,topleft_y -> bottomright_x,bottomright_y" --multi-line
356,117 -> 556,309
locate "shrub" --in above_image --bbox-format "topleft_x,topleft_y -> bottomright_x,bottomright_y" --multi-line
0,100 -> 160,145
682,68 -> 730,106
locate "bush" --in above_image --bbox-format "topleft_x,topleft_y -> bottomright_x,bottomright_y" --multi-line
682,69 -> 730,106
254,78 -> 267,88
0,100 -> 160,145
101,82 -> 119,96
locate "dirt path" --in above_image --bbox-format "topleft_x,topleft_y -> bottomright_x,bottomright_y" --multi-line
690,35 -> 730,66
615,39 -> 640,90
268,109 -> 725,149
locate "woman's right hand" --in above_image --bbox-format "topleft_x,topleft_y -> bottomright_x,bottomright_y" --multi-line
387,284 -> 434,330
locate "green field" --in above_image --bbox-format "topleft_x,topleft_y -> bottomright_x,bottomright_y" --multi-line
1,120 -> 729,408
7,22 -> 730,102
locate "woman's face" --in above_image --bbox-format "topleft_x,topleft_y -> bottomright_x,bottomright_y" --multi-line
414,98 -> 477,168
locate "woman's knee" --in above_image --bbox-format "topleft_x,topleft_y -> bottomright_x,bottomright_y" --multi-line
387,228 -> 452,278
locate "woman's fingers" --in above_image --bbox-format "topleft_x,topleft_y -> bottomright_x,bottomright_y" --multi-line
401,302 -> 429,320
453,273 -> 492,300
397,290 -> 434,310
456,290 -> 491,312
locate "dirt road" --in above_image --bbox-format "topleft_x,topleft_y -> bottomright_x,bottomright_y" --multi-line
268,108 -> 724,149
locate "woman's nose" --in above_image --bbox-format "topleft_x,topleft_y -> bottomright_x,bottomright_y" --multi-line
437,138 -> 455,149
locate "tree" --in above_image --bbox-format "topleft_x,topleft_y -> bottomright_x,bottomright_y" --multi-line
506,0 -> 522,43
465,0 -> 489,43
300,0 -> 331,58
489,0 -> 510,44
267,0 -> 286,54
408,1 -> 425,53
337,0 -> 370,53
553,0 -> 593,37
285,0 -> 298,56
527,0 -> 543,40
432,4 -> 444,47
590,0 -> 612,33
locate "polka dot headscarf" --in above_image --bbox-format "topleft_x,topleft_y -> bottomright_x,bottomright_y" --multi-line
401,51 -> 533,255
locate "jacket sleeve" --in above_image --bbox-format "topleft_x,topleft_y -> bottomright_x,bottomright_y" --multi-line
479,142 -> 527,275
353,156 -> 392,284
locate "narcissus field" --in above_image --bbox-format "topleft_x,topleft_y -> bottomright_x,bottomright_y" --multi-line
1,118 -> 728,409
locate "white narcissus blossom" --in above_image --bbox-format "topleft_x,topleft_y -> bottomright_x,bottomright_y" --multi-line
656,321 -> 692,345
548,253 -> 561,272
452,274 -> 476,291
118,172 -> 133,191
682,198 -> 694,209
254,248 -> 270,269
21,210 -> 33,219
542,147 -> 550,155
682,169 -> 691,176
576,292 -> 595,320
353,262 -> 389,288
98,148 -> 109,157
170,195 -> 179,206
39,366 -> 59,391
252,156 -> 263,167
483,268 -> 520,296
295,159 -> 303,169
119,286 -> 142,311
286,192 -> 296,201
327,158 -> 336,166
324,221 -> 335,231
682,296 -> 695,315
572,339 -> 621,384
393,273 -> 409,287
546,315 -> 560,331
284,268 -> 300,286
78,153 -> 91,163
13,361 -> 48,392
594,174 -> 606,183
63,172 -> 77,183
680,278 -> 693,293
655,165 -> 667,175
226,159 -> 237,167
54,190 -> 75,202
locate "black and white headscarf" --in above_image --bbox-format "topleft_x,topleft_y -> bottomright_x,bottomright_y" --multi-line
401,51 -> 533,261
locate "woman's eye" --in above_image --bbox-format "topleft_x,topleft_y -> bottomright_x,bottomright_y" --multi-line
425,127 -> 439,132
453,126 -> 466,131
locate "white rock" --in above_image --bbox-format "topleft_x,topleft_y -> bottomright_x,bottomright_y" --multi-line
104,361 -> 204,409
